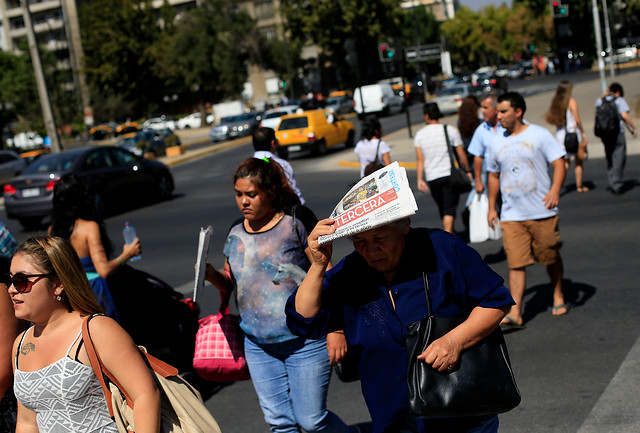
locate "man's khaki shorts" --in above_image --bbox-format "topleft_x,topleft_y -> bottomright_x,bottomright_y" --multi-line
500,216 -> 561,269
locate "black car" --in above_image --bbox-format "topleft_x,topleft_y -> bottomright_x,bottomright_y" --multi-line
3,146 -> 174,229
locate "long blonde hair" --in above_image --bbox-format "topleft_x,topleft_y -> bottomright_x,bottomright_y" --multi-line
545,80 -> 573,127
13,237 -> 103,315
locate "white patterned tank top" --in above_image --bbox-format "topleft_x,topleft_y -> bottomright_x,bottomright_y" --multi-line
13,327 -> 118,433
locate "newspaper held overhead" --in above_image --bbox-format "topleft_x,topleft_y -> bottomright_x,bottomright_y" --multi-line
193,226 -> 213,303
318,162 -> 418,245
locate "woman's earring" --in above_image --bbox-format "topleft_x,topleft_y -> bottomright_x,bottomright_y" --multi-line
56,295 -> 62,301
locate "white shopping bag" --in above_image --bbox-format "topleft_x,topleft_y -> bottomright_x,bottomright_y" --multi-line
469,193 -> 502,243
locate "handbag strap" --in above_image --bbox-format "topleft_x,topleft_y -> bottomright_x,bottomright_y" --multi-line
372,139 -> 381,163
82,314 -> 179,416
422,272 -> 433,317
218,287 -> 233,316
82,314 -> 132,416
443,125 -> 458,169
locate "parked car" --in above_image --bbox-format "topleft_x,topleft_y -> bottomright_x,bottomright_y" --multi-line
3,146 -> 174,229
440,76 -> 462,89
0,150 -> 27,186
325,95 -> 354,114
115,122 -> 141,138
143,115 -> 176,131
209,112 -> 262,142
471,73 -> 508,95
89,123 -> 118,140
117,129 -> 180,157
430,84 -> 480,115
275,109 -> 355,159
6,132 -> 44,149
495,65 -> 510,78
260,105 -> 300,130
507,65 -> 524,79
353,83 -> 405,118
176,111 -> 214,129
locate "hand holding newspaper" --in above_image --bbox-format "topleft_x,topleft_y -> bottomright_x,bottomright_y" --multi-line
318,162 -> 418,245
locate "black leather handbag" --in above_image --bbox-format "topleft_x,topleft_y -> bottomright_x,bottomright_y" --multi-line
405,273 -> 521,418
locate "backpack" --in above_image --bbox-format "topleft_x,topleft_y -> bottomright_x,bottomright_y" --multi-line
594,97 -> 620,139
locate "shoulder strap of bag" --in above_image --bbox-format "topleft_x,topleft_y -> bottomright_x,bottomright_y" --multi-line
422,272 -> 433,317
82,314 -> 127,416
218,287 -> 233,316
443,125 -> 459,169
82,314 -> 178,416
371,139 -> 381,163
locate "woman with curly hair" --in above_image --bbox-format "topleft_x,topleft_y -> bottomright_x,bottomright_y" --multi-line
545,80 -> 589,193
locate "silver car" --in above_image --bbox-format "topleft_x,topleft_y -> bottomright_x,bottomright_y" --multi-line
209,112 -> 262,142
430,84 -> 479,116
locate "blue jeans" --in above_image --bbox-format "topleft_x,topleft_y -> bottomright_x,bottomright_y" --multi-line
244,336 -> 351,433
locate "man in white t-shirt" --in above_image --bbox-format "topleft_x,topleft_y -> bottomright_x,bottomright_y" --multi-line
252,127 -> 305,204
486,92 -> 567,327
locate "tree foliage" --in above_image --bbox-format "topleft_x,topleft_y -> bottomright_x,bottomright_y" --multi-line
0,38 -> 79,138
441,5 -> 554,70
281,0 -> 403,89
163,0 -> 262,106
79,0 -> 169,119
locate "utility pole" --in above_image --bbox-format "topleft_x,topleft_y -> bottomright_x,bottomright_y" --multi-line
601,0 -> 615,77
591,0 -> 608,93
20,0 -> 61,152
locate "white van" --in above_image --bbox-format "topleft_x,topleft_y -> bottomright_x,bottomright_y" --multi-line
353,84 -> 405,118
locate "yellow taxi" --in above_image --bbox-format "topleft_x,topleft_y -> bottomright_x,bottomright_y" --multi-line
275,109 -> 355,159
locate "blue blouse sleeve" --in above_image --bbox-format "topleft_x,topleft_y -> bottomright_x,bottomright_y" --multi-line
451,235 -> 514,309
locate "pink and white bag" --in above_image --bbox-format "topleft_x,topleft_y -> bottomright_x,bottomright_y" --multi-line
192,290 -> 250,382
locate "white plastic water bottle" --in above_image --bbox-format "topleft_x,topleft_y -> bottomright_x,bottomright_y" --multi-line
122,221 -> 141,262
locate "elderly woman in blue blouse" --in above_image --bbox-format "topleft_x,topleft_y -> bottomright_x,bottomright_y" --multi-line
286,218 -> 514,433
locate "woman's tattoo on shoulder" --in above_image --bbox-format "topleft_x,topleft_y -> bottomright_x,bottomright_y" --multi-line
20,342 -> 35,355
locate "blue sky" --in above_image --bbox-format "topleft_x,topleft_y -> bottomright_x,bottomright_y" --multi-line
458,0 -> 513,10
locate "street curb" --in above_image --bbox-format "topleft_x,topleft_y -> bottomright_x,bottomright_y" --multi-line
160,136 -> 251,167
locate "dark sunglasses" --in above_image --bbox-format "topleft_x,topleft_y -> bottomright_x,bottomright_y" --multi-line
4,273 -> 52,293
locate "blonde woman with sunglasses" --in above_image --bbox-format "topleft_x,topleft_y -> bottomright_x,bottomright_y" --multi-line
8,237 -> 160,433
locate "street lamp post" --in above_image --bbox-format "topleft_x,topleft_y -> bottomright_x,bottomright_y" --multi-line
601,0 -> 615,77
591,0 -> 608,93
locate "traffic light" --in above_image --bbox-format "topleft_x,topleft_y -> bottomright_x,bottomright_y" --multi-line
552,1 -> 569,17
378,42 -> 395,63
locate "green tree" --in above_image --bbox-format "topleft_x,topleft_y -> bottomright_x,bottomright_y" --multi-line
0,49 -> 40,140
0,38 -> 78,139
162,0 -> 263,111
281,0 -> 403,89
400,6 -> 440,49
441,5 -> 553,70
513,0 -> 548,16
440,7 -> 487,68
79,0 -> 169,120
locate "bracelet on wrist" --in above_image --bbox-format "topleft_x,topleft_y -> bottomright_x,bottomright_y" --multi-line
116,257 -> 126,265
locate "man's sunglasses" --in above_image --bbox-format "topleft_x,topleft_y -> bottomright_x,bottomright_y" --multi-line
4,273 -> 52,293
